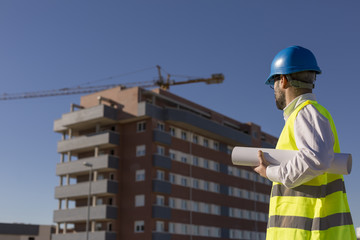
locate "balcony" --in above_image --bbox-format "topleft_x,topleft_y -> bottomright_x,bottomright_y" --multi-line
55,180 -> 118,199
54,105 -> 118,132
152,154 -> 171,170
57,131 -> 119,153
56,155 -> 119,176
152,232 -> 171,240
52,231 -> 116,240
152,205 -> 171,219
53,205 -> 117,223
153,130 -> 171,145
152,180 -> 171,194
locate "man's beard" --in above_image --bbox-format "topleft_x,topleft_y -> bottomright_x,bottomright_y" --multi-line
275,89 -> 286,110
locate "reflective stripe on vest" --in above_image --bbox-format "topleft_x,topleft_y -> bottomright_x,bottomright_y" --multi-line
267,100 -> 356,240
271,178 -> 346,198
268,212 -> 353,231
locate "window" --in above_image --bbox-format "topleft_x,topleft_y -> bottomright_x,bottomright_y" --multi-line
181,177 -> 187,186
192,156 -> 198,166
110,173 -> 115,180
169,198 -> 175,208
135,169 -> 145,181
204,181 -> 209,191
156,170 -> 165,180
170,152 -> 176,160
157,145 -> 165,155
181,156 -> 187,163
211,205 -> 220,215
169,127 -> 176,136
193,225 -> 199,235
135,195 -> 145,207
242,190 -> 249,199
181,131 -> 187,140
137,121 -> 146,132
213,183 -> 220,193
156,195 -> 165,206
193,179 -> 199,189
134,220 -> 145,233
181,224 -> 188,234
95,223 -> 102,231
193,202 -> 199,212
203,159 -> 209,169
203,203 -> 210,213
227,146 -> 233,155
107,223 -> 112,231
97,174 -> 104,180
169,223 -> 174,233
157,122 -> 165,131
213,142 -> 219,150
228,186 -> 233,195
169,173 -> 175,183
181,199 -> 188,210
156,221 -> 165,232
192,135 -> 198,144
96,198 -> 103,205
136,145 -> 146,157
243,210 -> 250,219
203,138 -> 209,147
213,162 -> 219,172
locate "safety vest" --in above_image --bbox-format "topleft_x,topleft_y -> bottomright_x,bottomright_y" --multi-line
267,100 -> 356,240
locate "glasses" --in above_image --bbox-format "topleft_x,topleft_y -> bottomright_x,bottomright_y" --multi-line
269,75 -> 281,89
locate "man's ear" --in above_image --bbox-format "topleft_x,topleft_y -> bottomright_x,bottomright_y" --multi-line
280,75 -> 289,89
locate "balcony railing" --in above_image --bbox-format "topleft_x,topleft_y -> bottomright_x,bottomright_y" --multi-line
57,131 -> 119,153
55,179 -> 118,199
54,104 -> 118,132
52,231 -> 116,240
56,155 -> 119,176
53,205 -> 117,223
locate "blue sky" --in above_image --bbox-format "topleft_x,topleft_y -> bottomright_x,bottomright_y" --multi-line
1,0 -> 360,229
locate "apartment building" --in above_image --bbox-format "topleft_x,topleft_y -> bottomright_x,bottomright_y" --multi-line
52,86 -> 277,240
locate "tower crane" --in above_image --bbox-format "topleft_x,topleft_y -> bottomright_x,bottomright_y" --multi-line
0,65 -> 224,101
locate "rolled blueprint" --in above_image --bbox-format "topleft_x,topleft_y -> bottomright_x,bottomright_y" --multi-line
231,147 -> 352,175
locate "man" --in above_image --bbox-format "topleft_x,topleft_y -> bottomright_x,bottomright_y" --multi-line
254,46 -> 356,239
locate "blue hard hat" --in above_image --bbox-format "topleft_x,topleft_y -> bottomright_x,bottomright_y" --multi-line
265,46 -> 321,85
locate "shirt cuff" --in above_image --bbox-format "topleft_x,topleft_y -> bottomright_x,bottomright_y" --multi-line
266,165 -> 281,183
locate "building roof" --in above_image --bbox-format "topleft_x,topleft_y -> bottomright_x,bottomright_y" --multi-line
0,223 -> 39,235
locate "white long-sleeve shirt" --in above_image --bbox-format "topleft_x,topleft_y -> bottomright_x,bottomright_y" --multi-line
266,93 -> 336,188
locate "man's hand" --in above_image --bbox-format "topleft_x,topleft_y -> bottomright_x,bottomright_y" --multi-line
254,150 -> 270,178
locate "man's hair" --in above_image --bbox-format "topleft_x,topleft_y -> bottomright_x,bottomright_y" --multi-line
286,71 -> 316,94
288,71 -> 316,83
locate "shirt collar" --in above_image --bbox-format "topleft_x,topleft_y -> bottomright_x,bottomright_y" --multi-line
283,93 -> 316,121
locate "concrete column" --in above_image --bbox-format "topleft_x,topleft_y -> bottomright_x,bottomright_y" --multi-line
60,153 -> 64,163
66,175 -> 70,185
68,128 -> 72,138
59,176 -> 63,186
55,223 -> 59,234
94,147 -> 99,157
65,199 -> 69,209
67,152 -> 71,162
58,199 -> 62,210
63,222 -> 67,234
91,221 -> 95,232
92,196 -> 96,207
93,171 -> 98,182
